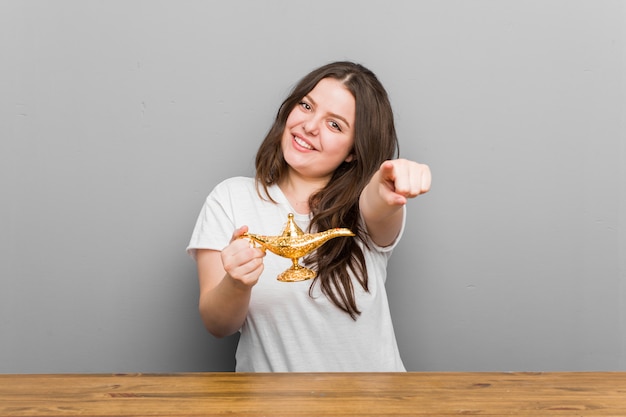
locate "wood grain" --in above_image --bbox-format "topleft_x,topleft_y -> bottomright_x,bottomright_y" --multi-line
1,372 -> 625,416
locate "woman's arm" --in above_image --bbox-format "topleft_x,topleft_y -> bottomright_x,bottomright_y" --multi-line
196,226 -> 266,338
359,159 -> 431,247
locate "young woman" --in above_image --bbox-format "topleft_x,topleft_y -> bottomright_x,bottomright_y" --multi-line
187,61 -> 431,372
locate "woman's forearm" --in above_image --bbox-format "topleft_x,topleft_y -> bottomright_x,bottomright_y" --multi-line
199,273 -> 252,338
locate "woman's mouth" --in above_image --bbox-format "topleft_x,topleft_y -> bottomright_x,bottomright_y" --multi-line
293,136 -> 314,150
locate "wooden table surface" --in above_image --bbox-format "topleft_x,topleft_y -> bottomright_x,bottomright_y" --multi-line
1,372 -> 625,416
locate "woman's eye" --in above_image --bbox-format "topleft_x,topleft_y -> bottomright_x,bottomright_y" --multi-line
299,101 -> 311,110
329,121 -> 342,132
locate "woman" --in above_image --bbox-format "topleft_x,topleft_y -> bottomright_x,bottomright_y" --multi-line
187,61 -> 431,371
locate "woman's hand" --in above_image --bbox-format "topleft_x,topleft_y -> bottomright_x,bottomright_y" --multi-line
375,159 -> 431,206
221,225 -> 266,288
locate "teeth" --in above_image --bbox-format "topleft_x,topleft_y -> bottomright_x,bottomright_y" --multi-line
294,136 -> 313,150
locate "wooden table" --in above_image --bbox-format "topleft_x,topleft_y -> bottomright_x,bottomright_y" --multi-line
1,372 -> 625,416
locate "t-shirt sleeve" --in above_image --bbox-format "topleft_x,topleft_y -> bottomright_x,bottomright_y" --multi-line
186,181 -> 236,260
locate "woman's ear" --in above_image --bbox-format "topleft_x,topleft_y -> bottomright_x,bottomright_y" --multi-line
344,153 -> 355,163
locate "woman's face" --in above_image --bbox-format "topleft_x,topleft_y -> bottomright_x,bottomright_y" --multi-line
281,77 -> 356,183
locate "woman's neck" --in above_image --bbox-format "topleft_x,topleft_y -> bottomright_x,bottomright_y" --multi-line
278,173 -> 328,215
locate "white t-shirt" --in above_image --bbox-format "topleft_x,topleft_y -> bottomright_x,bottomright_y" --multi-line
187,176 -> 406,372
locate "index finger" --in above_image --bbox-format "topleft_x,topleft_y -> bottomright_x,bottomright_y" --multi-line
379,160 -> 396,181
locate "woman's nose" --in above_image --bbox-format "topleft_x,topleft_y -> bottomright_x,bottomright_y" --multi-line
302,115 -> 320,135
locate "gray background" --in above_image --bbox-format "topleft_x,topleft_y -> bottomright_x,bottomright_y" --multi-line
1,1 -> 625,373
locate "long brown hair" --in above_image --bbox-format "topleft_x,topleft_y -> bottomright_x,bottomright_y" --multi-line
255,62 -> 399,319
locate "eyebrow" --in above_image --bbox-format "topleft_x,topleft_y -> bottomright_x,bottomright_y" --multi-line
305,94 -> 351,129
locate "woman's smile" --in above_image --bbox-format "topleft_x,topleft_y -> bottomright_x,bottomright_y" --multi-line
292,135 -> 315,151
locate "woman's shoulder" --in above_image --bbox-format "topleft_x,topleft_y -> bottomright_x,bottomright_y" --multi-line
215,176 -> 255,188
210,176 -> 255,195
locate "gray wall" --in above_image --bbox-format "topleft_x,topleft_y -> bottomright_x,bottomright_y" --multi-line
1,1 -> 624,373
